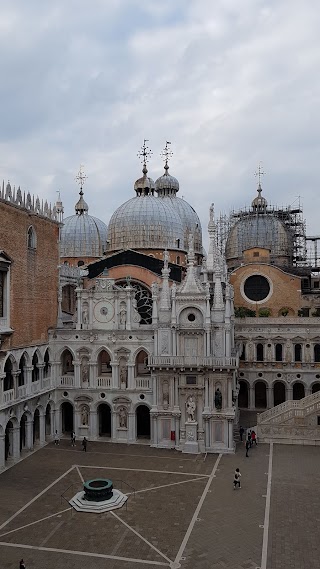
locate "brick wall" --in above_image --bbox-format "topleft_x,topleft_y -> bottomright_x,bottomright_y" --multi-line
0,199 -> 59,349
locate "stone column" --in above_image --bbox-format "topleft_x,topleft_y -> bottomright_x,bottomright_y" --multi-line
111,410 -> 117,442
266,387 -> 273,409
88,362 -> 96,389
39,411 -> 46,445
50,408 -> 56,437
174,376 -> 179,408
127,364 -> 135,390
26,419 -> 33,450
152,375 -> 157,406
249,386 -> 255,409
26,367 -> 33,392
174,415 -> 180,447
38,364 -> 44,383
74,361 -> 81,388
153,416 -> 158,445
91,409 -> 98,439
0,433 -> 5,470
172,328 -> 177,356
13,372 -> 19,400
228,419 -> 233,450
305,386 -> 312,397
204,419 -> 210,449
227,377 -> 232,409
286,385 -> 293,400
12,426 -> 21,460
76,289 -> 81,330
112,363 -> 119,389
88,290 -> 93,328
204,378 -> 209,410
128,412 -> 135,442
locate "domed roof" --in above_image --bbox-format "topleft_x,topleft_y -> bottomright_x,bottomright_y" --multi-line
225,214 -> 293,262
251,185 -> 268,211
108,195 -> 184,252
60,189 -> 108,258
155,164 -> 180,193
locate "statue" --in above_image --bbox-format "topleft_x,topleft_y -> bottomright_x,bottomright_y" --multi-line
119,302 -> 127,325
119,407 -> 127,428
215,388 -> 222,410
81,405 -> 89,426
82,304 -> 89,325
186,395 -> 196,422
81,360 -> 89,383
132,297 -> 140,323
120,364 -> 127,387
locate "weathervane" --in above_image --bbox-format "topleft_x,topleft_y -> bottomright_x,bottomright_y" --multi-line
254,162 -> 265,187
137,140 -> 153,170
160,141 -> 173,170
75,165 -> 87,192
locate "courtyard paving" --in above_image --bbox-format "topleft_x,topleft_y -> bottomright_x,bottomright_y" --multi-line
0,439 -> 319,569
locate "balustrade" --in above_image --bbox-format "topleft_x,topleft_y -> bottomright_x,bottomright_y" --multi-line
135,377 -> 151,389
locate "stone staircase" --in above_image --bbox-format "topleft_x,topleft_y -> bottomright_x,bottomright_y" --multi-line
257,391 -> 320,445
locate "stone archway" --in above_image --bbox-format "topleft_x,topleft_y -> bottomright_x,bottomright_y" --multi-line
98,403 -> 112,437
136,405 -> 150,439
255,381 -> 267,409
293,382 -> 305,400
312,383 -> 320,394
61,401 -> 74,433
238,380 -> 249,408
273,381 -> 286,406
33,409 -> 40,443
45,404 -> 51,436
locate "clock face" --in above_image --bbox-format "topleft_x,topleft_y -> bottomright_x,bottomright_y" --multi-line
93,300 -> 115,323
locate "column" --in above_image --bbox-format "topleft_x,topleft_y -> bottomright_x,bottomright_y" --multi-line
266,387 -> 273,409
88,362 -> 96,389
172,329 -> 177,356
39,411 -> 46,445
50,408 -> 56,437
89,290 -> 93,327
286,385 -> 293,400
111,410 -> 117,442
112,363 -> 119,389
74,361 -> 81,388
305,386 -> 312,397
128,364 -> 135,390
153,416 -> 158,446
0,433 -> 5,470
174,376 -> 179,408
26,419 -> 33,450
227,377 -> 232,409
175,415 -> 180,447
13,372 -> 19,400
76,288 -> 81,330
228,419 -> 233,450
204,419 -> 210,449
12,426 -> 21,460
204,377 -> 209,410
152,374 -> 157,406
128,412 -> 135,442
91,409 -> 98,439
206,330 -> 210,357
249,386 -> 255,409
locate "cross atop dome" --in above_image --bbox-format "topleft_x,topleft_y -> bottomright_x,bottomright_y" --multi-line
254,162 -> 265,190
74,165 -> 89,215
75,165 -> 87,192
137,139 -> 153,175
160,141 -> 173,173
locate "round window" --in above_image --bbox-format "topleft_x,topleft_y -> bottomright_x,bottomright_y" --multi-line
100,392 -> 106,399
188,313 -> 196,322
244,275 -> 270,302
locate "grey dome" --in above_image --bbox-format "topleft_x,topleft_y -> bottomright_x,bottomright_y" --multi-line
60,190 -> 108,258
225,214 -> 293,262
155,168 -> 179,194
165,197 -> 202,254
108,195 -> 185,252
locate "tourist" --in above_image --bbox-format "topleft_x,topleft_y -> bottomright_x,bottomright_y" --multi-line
247,430 -> 252,447
239,425 -> 244,441
19,559 -> 26,569
54,430 -> 59,446
82,437 -> 87,452
233,468 -> 241,489
71,431 -> 76,446
251,430 -> 257,445
245,439 -> 250,457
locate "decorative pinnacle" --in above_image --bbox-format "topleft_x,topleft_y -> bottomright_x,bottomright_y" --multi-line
137,140 -> 153,174
75,165 -> 87,193
254,162 -> 265,188
160,141 -> 173,172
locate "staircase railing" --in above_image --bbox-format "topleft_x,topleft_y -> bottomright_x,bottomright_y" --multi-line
258,390 -> 320,424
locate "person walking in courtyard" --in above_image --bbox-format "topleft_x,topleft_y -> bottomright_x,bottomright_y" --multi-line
71,431 -> 76,446
251,429 -> 257,445
239,425 -> 244,441
82,437 -> 87,452
233,468 -> 241,489
245,439 -> 250,457
54,430 -> 59,446
19,559 -> 26,569
247,430 -> 252,448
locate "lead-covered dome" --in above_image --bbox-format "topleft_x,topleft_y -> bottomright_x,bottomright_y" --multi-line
60,189 -> 108,258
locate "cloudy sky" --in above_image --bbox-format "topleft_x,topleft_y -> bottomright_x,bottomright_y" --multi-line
1,0 -> 320,244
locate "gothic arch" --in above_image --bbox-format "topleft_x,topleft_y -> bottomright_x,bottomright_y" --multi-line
135,349 -> 150,376
3,353 -> 18,373
93,346 -> 113,361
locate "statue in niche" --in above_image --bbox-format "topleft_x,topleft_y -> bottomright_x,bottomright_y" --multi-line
215,387 -> 222,410
81,405 -> 89,426
82,303 -> 89,325
119,302 -> 127,325
120,363 -> 127,387
186,395 -> 196,422
81,359 -> 89,383
119,407 -> 127,428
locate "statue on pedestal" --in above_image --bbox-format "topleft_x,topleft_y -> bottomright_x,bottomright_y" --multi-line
186,395 -> 196,422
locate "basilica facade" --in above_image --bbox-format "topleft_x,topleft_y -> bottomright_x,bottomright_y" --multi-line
1,147 -> 320,468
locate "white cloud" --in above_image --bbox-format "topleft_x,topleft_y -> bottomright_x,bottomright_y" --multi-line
0,0 -> 320,251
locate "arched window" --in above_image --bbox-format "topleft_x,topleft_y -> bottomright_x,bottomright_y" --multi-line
32,353 -> 39,382
4,358 -> 13,391
256,343 -> 264,362
116,281 -> 153,324
98,350 -> 111,375
240,344 -> 246,361
44,349 -> 50,378
61,349 -> 74,375
294,344 -> 302,362
19,354 -> 27,386
275,344 -> 283,362
314,344 -> 320,363
135,350 -> 150,376
176,256 -> 181,265
27,226 -> 36,249
293,382 -> 305,400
